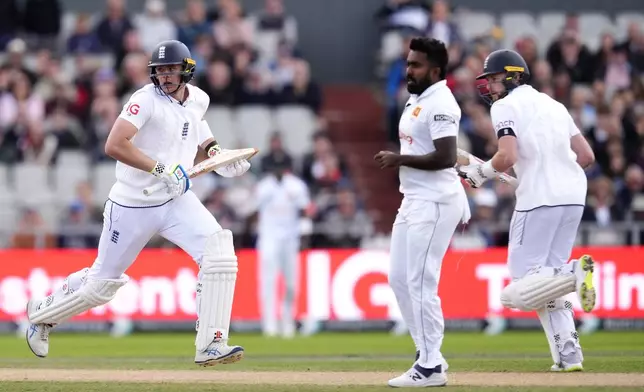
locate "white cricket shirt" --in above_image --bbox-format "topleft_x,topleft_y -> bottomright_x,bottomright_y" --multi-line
255,173 -> 310,238
491,85 -> 587,211
398,80 -> 464,203
109,83 -> 213,207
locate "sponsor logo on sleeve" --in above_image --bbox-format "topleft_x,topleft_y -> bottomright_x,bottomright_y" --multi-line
434,114 -> 455,124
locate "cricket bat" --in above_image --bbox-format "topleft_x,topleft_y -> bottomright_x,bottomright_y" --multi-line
456,148 -> 518,188
143,147 -> 259,196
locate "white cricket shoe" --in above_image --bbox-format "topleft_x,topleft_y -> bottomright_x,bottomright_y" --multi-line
574,255 -> 596,313
550,362 -> 583,372
195,342 -> 244,366
25,300 -> 51,358
388,364 -> 448,388
281,321 -> 296,339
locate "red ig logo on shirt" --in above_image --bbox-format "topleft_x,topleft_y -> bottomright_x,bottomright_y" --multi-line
126,103 -> 140,115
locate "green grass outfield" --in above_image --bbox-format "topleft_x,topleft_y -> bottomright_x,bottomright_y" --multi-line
0,331 -> 643,391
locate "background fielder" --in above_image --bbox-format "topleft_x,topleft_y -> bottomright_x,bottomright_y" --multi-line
374,37 -> 470,388
25,40 -> 251,367
458,49 -> 597,372
254,156 -> 310,338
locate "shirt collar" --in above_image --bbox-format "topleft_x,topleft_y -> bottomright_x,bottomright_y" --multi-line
167,84 -> 195,105
413,80 -> 447,101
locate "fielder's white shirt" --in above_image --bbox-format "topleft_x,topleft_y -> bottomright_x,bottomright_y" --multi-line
492,85 -> 587,211
256,173 -> 310,238
398,80 -> 464,203
109,83 -> 213,207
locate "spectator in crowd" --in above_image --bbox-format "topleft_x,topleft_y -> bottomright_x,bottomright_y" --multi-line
95,0 -> 134,54
198,58 -> 237,105
11,207 -> 56,249
67,13 -> 103,54
18,119 -> 59,165
88,68 -> 120,162
617,164 -> 644,215
2,39 -> 38,86
276,60 -> 323,116
619,22 -> 644,72
213,0 -> 254,52
250,0 -> 298,48
135,0 -> 177,54
317,187 -> 373,248
515,36 -> 539,73
0,72 -> 45,129
546,28 -> 595,84
424,0 -> 460,48
301,132 -> 349,194
583,176 -> 626,226
260,132 -> 293,174
374,0 -> 431,33
58,181 -> 103,248
204,186 -> 243,236
178,0 -> 213,50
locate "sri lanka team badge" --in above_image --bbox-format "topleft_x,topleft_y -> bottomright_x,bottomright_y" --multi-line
412,107 -> 421,117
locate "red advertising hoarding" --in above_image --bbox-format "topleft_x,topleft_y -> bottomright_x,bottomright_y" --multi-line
0,247 -> 642,322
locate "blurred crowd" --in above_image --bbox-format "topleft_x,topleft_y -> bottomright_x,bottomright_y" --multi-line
377,0 -> 644,247
0,0 -> 373,249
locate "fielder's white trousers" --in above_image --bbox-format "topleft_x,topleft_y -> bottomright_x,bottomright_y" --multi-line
257,233 -> 300,334
388,197 -> 465,369
90,191 -> 222,279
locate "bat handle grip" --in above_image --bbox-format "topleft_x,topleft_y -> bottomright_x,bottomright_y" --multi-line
142,182 -> 167,196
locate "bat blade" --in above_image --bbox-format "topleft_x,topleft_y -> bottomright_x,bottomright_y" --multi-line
142,147 -> 259,196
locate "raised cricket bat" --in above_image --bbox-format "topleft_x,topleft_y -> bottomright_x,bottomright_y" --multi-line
456,148 -> 518,188
143,147 -> 259,196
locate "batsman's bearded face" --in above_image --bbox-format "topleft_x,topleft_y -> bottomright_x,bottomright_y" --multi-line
406,50 -> 432,95
485,73 -> 507,102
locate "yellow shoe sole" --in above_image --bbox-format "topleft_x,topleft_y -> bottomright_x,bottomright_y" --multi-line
579,255 -> 596,313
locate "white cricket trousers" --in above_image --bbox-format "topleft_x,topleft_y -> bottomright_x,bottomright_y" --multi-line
508,205 -> 584,279
89,191 -> 222,279
508,205 -> 585,360
257,233 -> 300,333
388,197 -> 465,369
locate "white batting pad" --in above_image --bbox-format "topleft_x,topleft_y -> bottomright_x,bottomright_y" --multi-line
537,297 -> 581,365
501,268 -> 575,311
29,275 -> 128,325
195,229 -> 238,352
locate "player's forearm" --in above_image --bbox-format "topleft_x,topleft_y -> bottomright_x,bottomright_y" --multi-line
398,151 -> 456,171
491,150 -> 515,173
105,139 -> 157,173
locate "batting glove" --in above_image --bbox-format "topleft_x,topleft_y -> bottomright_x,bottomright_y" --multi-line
151,162 -> 191,198
457,160 -> 497,188
214,148 -> 251,178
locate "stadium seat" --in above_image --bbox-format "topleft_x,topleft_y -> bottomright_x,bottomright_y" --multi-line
254,31 -> 282,65
13,163 -> 53,205
54,162 -> 91,206
234,106 -> 275,152
500,12 -> 538,49
273,105 -> 317,157
93,161 -> 117,206
0,165 -> 17,233
380,31 -> 405,66
203,106 -> 240,149
579,12 -> 615,51
57,150 -> 90,167
455,11 -> 496,41
536,12 -> 566,54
